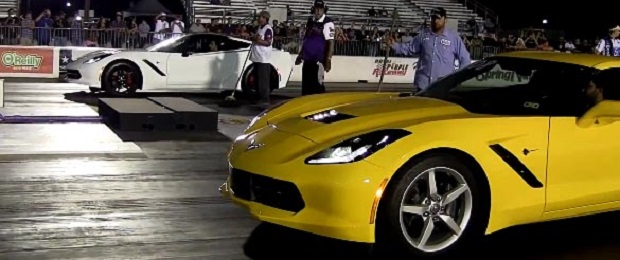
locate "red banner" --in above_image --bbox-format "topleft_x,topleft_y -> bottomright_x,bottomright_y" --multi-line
0,47 -> 54,74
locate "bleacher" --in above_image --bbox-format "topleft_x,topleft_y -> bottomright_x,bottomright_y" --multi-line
0,0 -> 17,16
268,0 -> 426,29
192,0 -> 258,22
190,0 -> 488,32
411,0 -> 482,29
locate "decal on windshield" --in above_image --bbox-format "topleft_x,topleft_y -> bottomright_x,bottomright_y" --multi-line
523,101 -> 540,109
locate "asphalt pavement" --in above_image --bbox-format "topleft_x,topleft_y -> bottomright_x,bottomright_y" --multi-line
0,82 -> 619,259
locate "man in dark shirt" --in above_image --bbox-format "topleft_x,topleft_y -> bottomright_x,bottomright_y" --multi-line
295,0 -> 335,95
53,12 -> 69,46
3,8 -> 19,45
35,9 -> 53,46
110,12 -> 127,48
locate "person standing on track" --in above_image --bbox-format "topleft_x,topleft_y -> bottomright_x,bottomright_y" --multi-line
596,25 -> 620,56
295,0 -> 335,96
387,8 -> 471,92
250,11 -> 274,108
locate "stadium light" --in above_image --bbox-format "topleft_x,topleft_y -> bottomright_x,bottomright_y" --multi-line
66,2 -> 71,7
542,19 -> 548,24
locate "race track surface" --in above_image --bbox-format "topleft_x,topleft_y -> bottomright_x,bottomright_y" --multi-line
0,82 -> 618,259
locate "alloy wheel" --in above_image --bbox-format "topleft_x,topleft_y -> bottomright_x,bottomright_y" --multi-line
110,67 -> 135,94
398,166 -> 473,253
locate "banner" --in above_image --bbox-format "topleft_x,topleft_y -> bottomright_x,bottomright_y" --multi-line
0,47 -> 53,74
0,45 -> 486,83
59,48 -> 73,71
372,58 -> 412,77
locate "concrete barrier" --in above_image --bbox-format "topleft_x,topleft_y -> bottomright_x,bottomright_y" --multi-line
0,79 -> 4,108
0,45 -> 485,85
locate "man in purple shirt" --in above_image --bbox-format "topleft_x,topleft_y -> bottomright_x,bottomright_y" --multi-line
388,8 -> 471,91
295,0 -> 335,95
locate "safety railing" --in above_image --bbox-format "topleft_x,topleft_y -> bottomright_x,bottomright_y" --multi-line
0,26 -> 502,58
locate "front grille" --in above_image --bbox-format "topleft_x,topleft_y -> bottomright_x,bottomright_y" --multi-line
66,70 -> 82,79
230,168 -> 305,212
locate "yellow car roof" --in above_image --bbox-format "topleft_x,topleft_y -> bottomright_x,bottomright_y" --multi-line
495,51 -> 620,69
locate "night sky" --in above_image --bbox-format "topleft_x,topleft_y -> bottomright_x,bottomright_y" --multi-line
476,0 -> 613,38
21,0 -> 612,38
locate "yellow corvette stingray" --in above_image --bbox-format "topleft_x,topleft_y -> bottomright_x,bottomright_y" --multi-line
221,51 -> 620,258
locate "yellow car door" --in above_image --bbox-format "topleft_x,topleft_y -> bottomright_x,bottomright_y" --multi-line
546,67 -> 620,216
546,115 -> 620,215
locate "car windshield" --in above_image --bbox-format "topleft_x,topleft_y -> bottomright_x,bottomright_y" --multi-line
417,56 -> 597,116
146,36 -> 190,52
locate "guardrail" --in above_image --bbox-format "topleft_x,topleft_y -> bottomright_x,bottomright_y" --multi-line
0,42 -> 574,85
0,26 -> 501,59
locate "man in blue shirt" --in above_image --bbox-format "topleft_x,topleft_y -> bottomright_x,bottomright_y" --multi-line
34,9 -> 53,46
388,8 -> 471,91
295,0 -> 335,95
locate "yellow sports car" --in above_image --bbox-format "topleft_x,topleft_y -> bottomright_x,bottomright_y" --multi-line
220,51 -> 620,258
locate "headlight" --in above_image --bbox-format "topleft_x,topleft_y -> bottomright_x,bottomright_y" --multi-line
85,54 -> 112,64
305,129 -> 411,164
245,100 -> 289,131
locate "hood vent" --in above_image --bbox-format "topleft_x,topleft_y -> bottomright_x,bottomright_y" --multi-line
304,109 -> 356,124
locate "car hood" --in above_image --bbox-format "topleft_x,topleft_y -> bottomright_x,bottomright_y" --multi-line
255,92 -> 474,143
68,49 -> 122,64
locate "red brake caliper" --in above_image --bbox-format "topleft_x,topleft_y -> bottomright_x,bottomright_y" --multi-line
126,72 -> 133,87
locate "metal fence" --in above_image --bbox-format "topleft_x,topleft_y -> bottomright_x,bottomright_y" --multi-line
0,26 -> 500,59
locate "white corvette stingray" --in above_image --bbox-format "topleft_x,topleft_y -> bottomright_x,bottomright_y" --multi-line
65,33 -> 293,96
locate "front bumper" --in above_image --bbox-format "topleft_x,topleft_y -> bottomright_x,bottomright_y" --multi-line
64,66 -> 102,89
222,128 -> 392,243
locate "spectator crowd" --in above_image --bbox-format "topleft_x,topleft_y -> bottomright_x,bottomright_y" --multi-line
0,7 -> 605,59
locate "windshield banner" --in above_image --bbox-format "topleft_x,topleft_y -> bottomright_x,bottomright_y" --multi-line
475,68 -> 531,83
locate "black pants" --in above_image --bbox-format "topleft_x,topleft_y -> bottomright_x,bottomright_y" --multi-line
301,61 -> 325,96
253,62 -> 271,103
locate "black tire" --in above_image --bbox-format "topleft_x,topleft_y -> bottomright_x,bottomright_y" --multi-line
375,154 -> 490,259
220,90 -> 237,98
102,61 -> 142,96
240,64 -> 280,98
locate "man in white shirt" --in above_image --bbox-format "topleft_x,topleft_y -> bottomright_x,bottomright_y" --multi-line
171,15 -> 184,38
153,13 -> 170,44
250,10 -> 274,107
190,19 -> 206,33
596,25 -> 620,56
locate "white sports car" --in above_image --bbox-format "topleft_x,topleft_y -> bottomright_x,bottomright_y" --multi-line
65,33 -> 294,96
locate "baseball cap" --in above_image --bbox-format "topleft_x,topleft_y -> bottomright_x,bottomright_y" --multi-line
610,25 -> 620,31
313,0 -> 326,8
430,8 -> 446,19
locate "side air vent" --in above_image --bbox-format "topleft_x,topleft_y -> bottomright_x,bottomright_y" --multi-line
304,109 -> 356,124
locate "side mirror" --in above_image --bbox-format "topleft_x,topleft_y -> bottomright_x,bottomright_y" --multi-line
181,50 -> 192,57
577,100 -> 620,127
